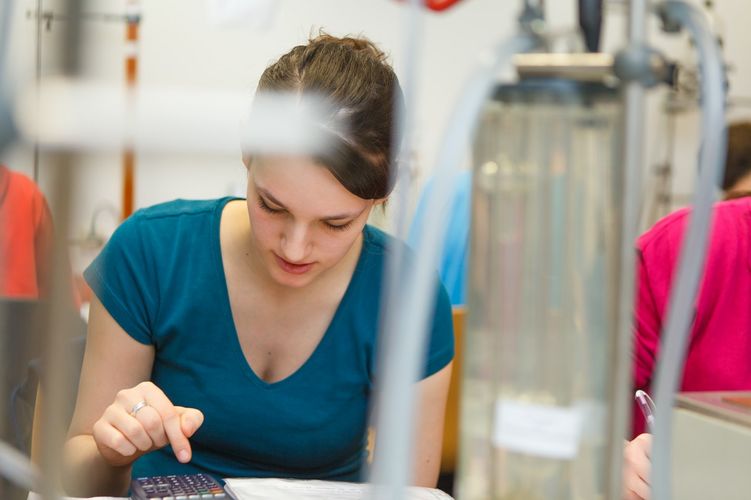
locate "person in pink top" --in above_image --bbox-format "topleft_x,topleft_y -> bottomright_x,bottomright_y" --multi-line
631,196 -> 751,436
624,197 -> 751,498
623,121 -> 751,499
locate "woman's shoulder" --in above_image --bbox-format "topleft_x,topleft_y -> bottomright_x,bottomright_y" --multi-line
638,197 -> 751,259
117,197 -> 234,234
712,196 -> 751,229
107,198 -> 235,251
362,224 -> 415,258
637,206 -> 692,254
362,224 -> 459,281
129,197 -> 235,222
362,224 -> 390,255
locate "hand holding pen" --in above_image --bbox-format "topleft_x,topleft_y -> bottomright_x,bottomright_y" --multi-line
635,389 -> 656,433
622,390 -> 656,499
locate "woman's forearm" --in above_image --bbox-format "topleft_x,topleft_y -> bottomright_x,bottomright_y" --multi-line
62,434 -> 132,497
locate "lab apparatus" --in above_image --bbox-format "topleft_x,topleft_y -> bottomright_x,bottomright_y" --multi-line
458,78 -> 624,500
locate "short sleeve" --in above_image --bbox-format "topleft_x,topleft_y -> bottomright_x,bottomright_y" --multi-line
423,278 -> 455,379
83,213 -> 158,345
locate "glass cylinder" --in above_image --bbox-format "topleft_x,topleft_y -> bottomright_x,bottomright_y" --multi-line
457,79 -> 624,500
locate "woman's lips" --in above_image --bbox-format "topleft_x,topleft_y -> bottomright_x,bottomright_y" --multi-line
274,254 -> 314,275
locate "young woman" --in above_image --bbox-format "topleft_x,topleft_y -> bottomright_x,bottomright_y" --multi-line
61,34 -> 454,497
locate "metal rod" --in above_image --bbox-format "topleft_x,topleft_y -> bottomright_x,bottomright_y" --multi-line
606,1 -> 650,497
0,1 -> 41,494
27,10 -> 134,24
38,168 -> 78,500
0,0 -> 16,153
630,0 -> 647,42
38,0 -> 84,497
609,80 -> 645,500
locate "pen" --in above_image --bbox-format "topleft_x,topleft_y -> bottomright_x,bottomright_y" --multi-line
634,389 -> 656,433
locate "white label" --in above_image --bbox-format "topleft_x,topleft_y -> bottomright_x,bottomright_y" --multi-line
492,398 -> 584,459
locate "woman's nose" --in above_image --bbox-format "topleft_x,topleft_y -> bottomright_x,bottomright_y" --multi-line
280,223 -> 312,262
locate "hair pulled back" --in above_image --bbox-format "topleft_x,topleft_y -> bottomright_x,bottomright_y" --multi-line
257,32 -> 403,199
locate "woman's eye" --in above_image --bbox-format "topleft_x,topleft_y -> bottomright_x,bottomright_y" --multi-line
325,221 -> 353,232
258,197 -> 283,214
257,196 -> 352,231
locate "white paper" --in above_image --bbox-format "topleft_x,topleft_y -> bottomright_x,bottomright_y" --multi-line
27,494 -> 123,500
492,398 -> 584,459
223,478 -> 454,500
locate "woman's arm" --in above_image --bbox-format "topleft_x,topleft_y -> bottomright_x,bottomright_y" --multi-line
61,295 -> 155,496
61,295 -> 203,496
412,362 -> 453,488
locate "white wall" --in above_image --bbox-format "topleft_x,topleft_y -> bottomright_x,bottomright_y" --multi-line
3,0 -> 751,273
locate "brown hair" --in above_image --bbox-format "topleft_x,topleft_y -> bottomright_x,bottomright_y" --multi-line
257,32 -> 403,200
722,121 -> 751,192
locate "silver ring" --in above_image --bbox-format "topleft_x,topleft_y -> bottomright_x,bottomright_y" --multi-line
130,400 -> 148,417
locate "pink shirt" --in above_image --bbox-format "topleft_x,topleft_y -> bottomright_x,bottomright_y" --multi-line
632,197 -> 751,436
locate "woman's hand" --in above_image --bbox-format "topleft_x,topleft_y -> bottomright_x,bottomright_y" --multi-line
623,433 -> 652,500
91,381 -> 204,467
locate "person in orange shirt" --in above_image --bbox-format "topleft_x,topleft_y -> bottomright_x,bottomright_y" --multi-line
0,164 -> 54,299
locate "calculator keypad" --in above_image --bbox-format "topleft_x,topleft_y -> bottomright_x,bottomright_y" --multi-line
130,473 -> 226,499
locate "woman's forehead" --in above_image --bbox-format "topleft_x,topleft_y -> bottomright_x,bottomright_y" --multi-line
251,156 -> 368,213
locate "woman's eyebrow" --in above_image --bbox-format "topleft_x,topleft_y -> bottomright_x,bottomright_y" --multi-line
257,186 -> 365,221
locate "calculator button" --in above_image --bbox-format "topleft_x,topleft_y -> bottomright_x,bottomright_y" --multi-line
131,474 -> 225,500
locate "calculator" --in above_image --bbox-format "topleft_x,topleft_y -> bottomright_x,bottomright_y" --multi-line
130,473 -> 227,499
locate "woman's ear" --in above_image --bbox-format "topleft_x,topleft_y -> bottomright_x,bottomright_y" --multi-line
371,197 -> 388,213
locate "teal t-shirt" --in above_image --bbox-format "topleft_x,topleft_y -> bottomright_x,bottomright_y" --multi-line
84,197 -> 454,483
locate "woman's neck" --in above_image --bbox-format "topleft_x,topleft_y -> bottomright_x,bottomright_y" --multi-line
725,171 -> 751,200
